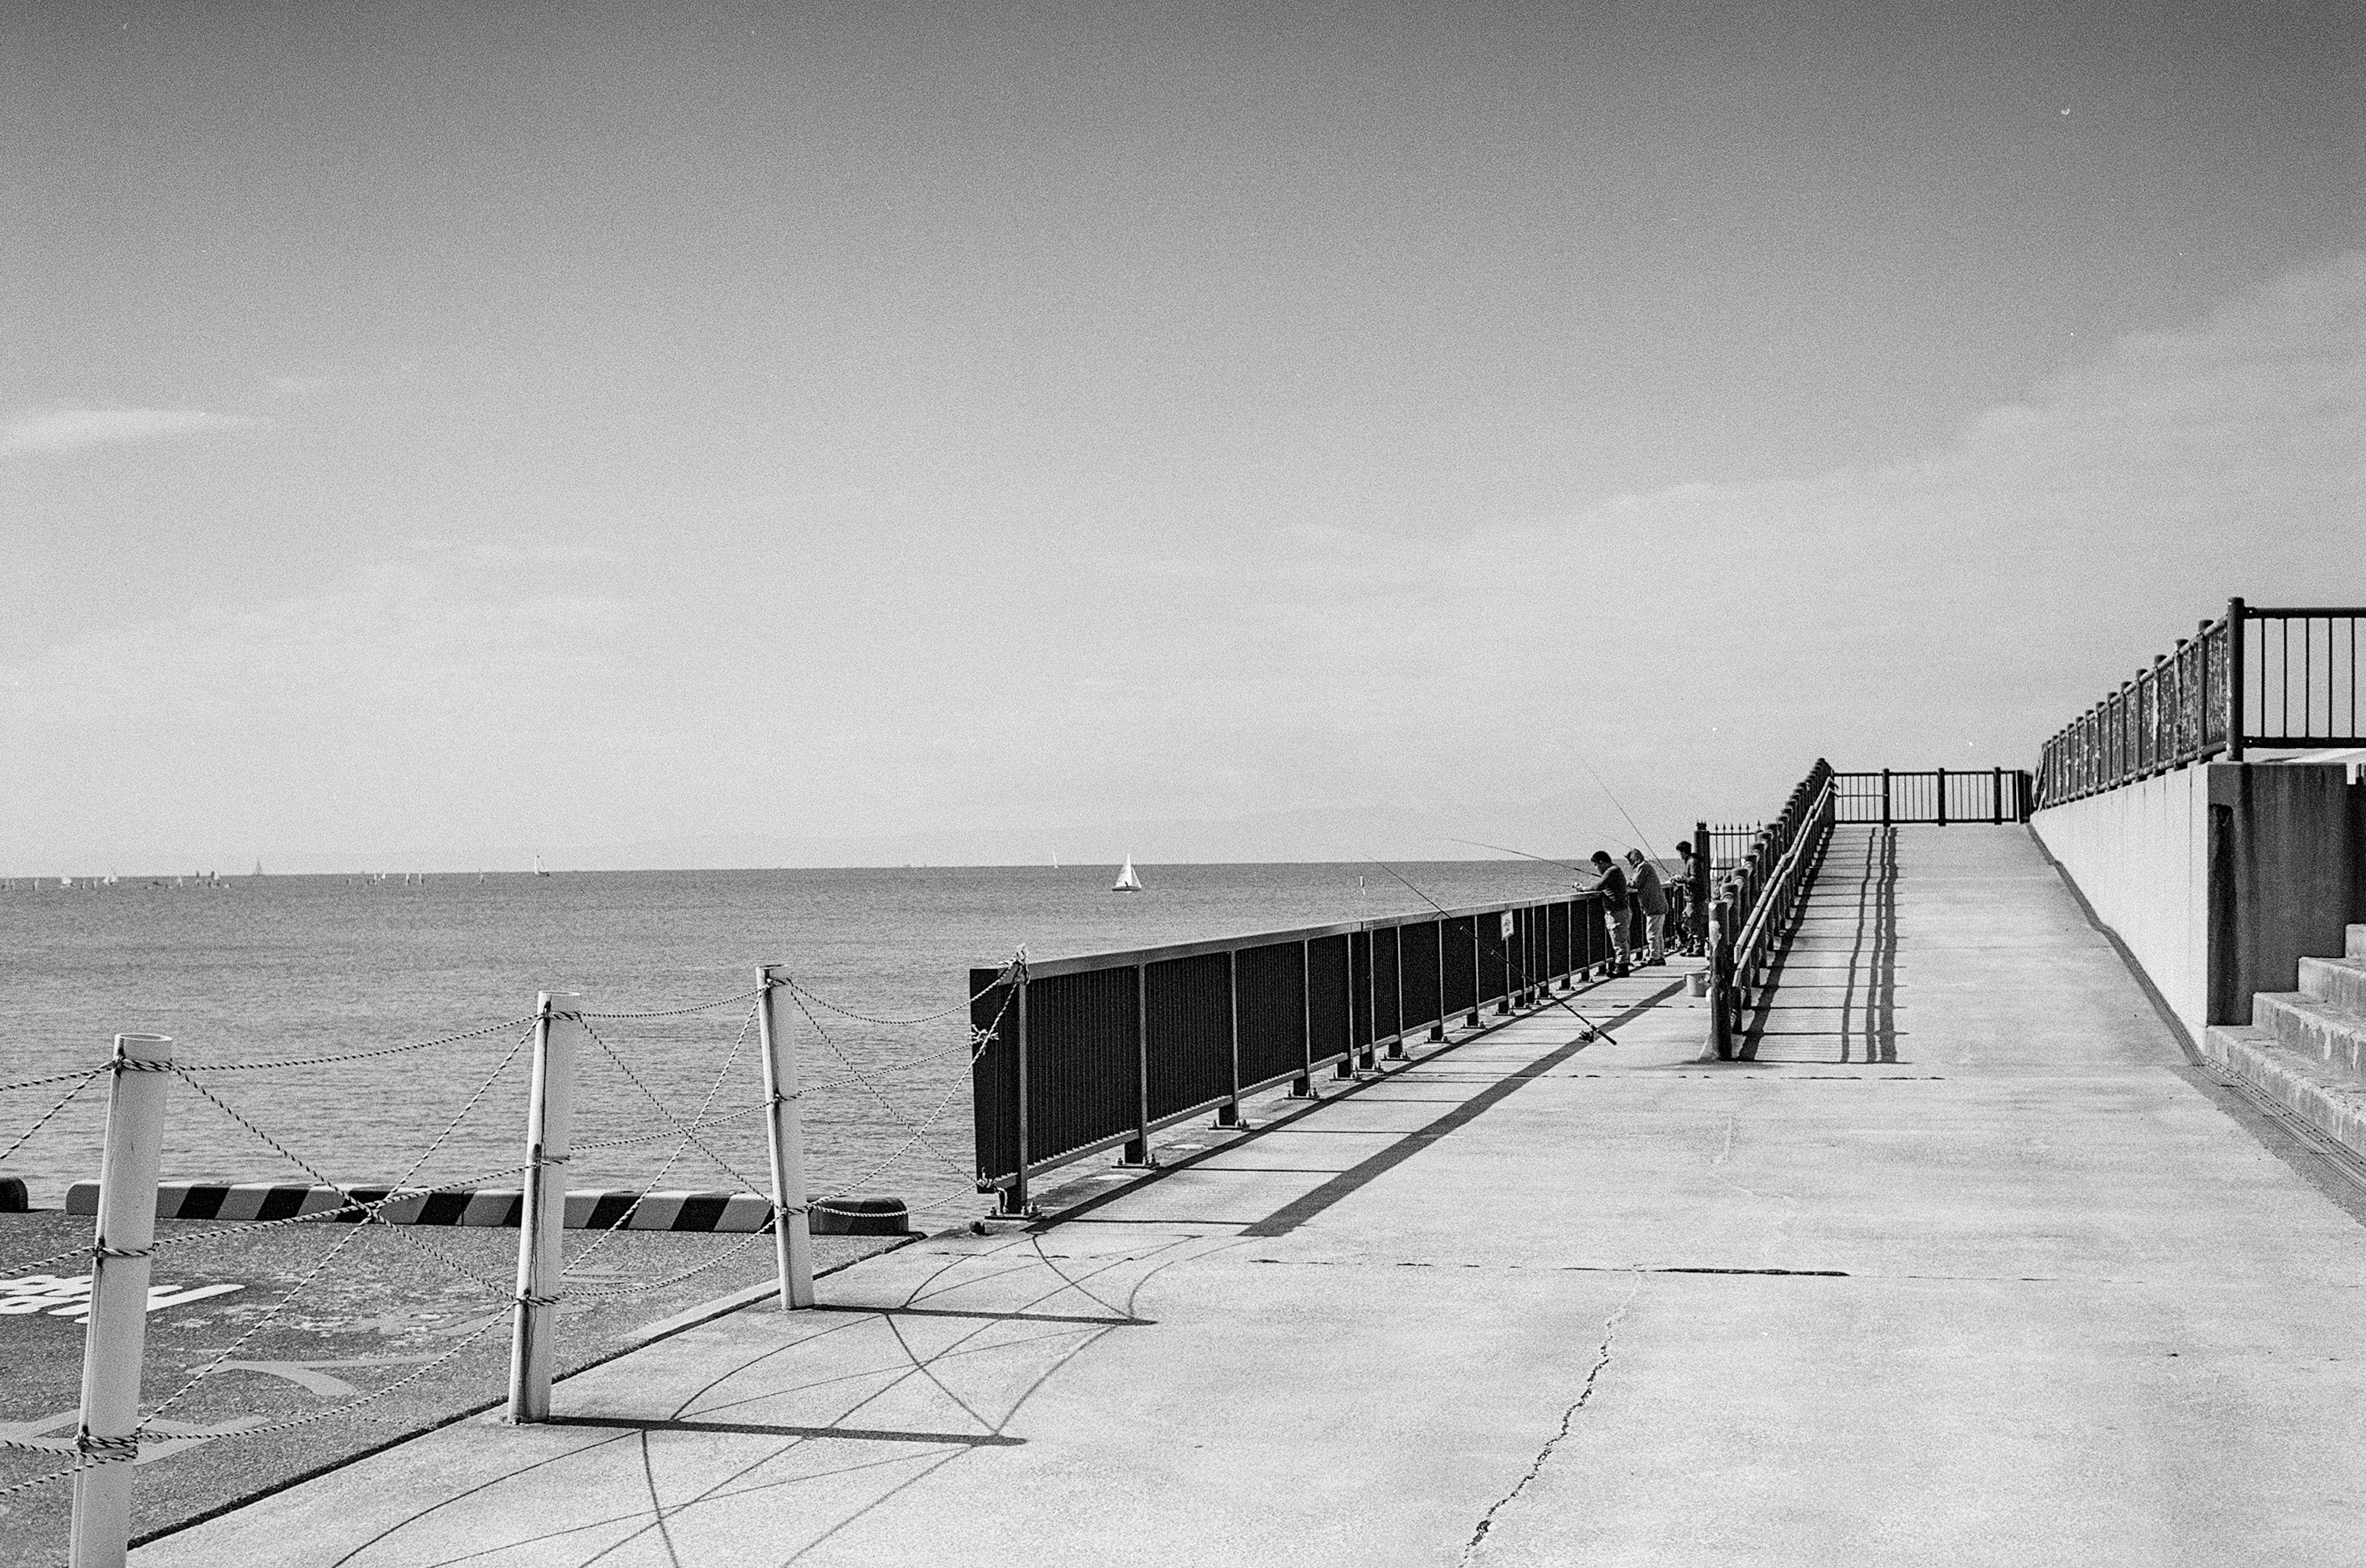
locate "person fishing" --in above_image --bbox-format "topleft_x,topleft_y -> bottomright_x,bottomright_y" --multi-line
1625,848 -> 1667,965
1586,850 -> 1633,977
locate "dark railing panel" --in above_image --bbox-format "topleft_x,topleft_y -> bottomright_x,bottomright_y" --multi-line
1022,967 -> 1138,1171
1348,929 -> 1373,1050
1442,915 -> 1478,1018
1400,919 -> 1441,1032
1370,924 -> 1402,1041
1308,933 -> 1352,1066
1144,952 -> 1232,1123
1476,912 -> 1508,1008
1547,900 -> 1571,978
1235,940 -> 1309,1088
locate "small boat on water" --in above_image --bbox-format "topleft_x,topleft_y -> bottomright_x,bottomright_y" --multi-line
532,855 -> 550,877
1112,856 -> 1144,893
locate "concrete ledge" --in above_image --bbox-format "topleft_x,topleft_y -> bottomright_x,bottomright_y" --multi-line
2201,1025 -> 2366,1156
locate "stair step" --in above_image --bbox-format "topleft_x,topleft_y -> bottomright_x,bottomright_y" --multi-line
2300,955 -> 2366,1015
2203,1025 -> 2366,1158
2253,991 -> 2366,1078
2350,924 -> 2366,961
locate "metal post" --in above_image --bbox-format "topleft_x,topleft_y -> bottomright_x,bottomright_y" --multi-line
2227,596 -> 2248,762
1429,920 -> 1446,1042
1218,949 -> 1244,1126
1388,925 -> 1408,1058
1935,766 -> 1948,826
1990,766 -> 2002,824
1004,974 -> 1034,1209
1692,823 -> 1711,957
1121,964 -> 1155,1166
1293,940 -> 1319,1095
1465,918 -> 1481,1028
69,1033 -> 173,1568
508,991 -> 579,1423
755,967 -> 814,1308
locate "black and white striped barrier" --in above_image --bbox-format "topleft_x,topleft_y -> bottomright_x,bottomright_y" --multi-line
62,1182 -> 909,1235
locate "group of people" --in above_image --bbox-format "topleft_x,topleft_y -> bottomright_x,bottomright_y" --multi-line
1583,842 -> 1702,978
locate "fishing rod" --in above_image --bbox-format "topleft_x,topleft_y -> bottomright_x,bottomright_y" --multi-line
1447,837 -> 1591,875
1366,857 -> 1622,1046
1579,757 -> 1661,860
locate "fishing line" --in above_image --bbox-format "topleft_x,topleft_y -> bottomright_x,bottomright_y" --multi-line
1367,856 -> 1623,1046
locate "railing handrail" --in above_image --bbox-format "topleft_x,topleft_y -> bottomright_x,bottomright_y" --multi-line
1731,774 -> 1835,964
1004,892 -> 1605,981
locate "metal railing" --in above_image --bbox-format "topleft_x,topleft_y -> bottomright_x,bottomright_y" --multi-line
1707,760 -> 1836,1060
2040,599 -> 2366,805
968,892 -> 1612,1214
1832,768 -> 2032,825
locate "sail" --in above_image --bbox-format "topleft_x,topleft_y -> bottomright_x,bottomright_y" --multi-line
1112,856 -> 1143,892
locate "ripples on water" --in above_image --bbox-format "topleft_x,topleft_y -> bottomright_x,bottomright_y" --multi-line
0,861 -> 1571,1213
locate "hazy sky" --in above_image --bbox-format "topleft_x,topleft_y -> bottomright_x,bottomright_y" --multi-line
5,1 -> 2362,871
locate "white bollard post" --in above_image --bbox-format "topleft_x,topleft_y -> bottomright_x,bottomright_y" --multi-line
756,965 -> 815,1309
70,1033 -> 174,1568
506,991 -> 579,1423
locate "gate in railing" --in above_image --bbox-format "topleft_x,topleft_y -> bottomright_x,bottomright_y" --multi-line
2040,599 -> 2366,805
970,893 -> 1611,1214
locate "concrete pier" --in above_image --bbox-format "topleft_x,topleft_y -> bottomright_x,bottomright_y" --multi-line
133,827 -> 2366,1566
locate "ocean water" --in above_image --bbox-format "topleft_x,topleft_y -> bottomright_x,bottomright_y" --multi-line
0,860 -> 1574,1216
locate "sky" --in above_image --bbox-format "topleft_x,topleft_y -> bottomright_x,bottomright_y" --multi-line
4,1 -> 2362,873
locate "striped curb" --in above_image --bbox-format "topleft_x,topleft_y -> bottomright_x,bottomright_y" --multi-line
61,1182 -> 909,1234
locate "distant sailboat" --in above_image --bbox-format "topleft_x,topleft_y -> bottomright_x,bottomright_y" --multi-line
251,860 -> 264,877
532,855 -> 550,877
1112,856 -> 1144,893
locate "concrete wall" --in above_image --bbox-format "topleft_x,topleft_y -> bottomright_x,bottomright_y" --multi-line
2031,763 -> 2359,1044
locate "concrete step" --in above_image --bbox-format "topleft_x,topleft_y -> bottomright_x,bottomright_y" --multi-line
2350,924 -> 2366,961
2300,955 -> 2366,1015
2202,1024 -> 2366,1157
2253,991 -> 2366,1079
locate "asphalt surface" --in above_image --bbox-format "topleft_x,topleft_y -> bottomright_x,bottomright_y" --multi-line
0,1207 -> 913,1565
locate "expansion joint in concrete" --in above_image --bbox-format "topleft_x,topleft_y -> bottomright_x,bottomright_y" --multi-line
1458,1269 -> 1643,1564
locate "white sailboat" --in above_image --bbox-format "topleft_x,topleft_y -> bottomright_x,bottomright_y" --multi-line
532,855 -> 550,877
1112,856 -> 1144,893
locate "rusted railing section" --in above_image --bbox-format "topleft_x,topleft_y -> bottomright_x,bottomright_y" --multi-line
2041,599 -> 2366,805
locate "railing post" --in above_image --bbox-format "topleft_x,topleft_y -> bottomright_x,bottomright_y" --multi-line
1122,964 -> 1155,1166
1429,920 -> 1446,1041
1935,766 -> 1948,826
1004,970 -> 1034,1206
1465,917 -> 1481,1028
1692,824 -> 1710,957
1218,949 -> 1245,1126
1389,925 -> 1410,1057
755,967 -> 814,1307
1880,768 -> 1891,827
508,991 -> 580,1423
1709,901 -> 1734,1061
2227,596 -> 2248,762
1990,765 -> 2002,824
68,1033 -> 173,1568
1293,939 -> 1319,1096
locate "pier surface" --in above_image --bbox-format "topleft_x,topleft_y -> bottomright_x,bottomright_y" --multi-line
134,827 -> 2366,1566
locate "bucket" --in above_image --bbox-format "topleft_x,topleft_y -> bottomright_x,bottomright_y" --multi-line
1687,972 -> 1709,998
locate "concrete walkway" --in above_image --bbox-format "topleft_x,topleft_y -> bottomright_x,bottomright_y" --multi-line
137,827 -> 2366,1566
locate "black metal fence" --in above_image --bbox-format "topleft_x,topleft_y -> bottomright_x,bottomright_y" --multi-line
1832,768 -> 2032,824
970,893 -> 1612,1214
2039,599 -> 2366,805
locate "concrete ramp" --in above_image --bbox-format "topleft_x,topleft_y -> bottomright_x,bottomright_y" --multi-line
134,828 -> 2366,1566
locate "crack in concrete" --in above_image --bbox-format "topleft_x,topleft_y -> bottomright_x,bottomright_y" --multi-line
1458,1269 -> 1643,1565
